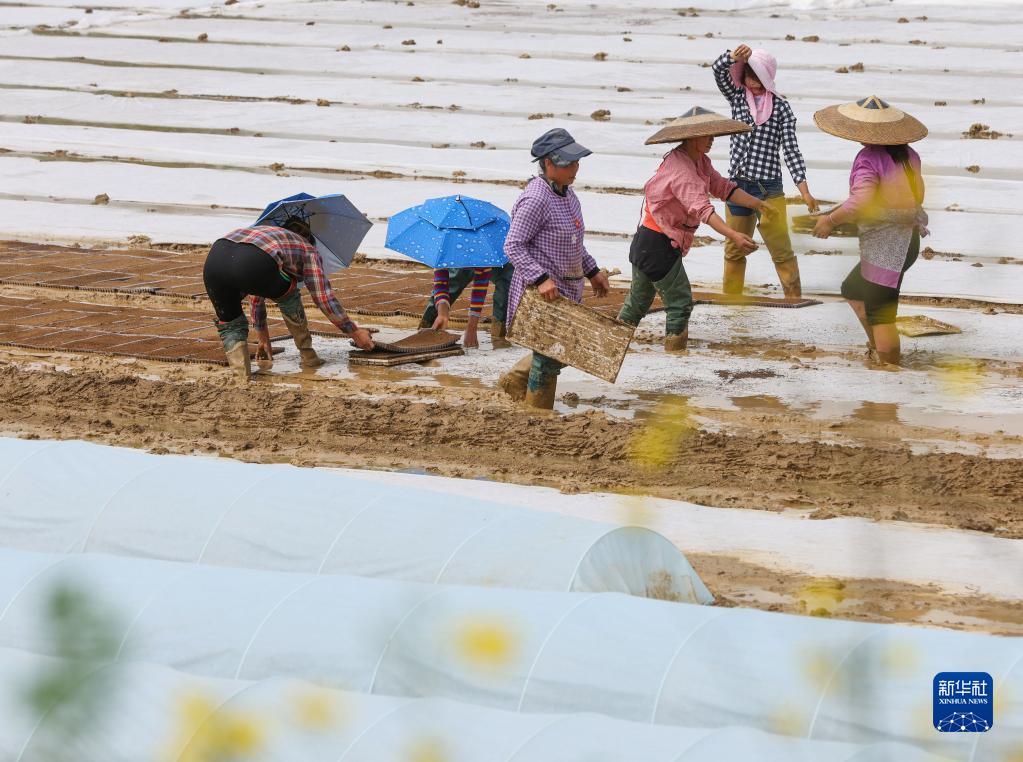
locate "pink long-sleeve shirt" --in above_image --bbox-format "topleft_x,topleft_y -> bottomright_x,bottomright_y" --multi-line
641,147 -> 737,254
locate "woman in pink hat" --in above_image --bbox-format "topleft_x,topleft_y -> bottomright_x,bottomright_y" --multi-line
712,44 -> 818,298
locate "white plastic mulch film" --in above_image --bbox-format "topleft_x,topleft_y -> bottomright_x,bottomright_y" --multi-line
0,648 -> 953,762
0,438 -> 710,603
0,549 -> 1019,761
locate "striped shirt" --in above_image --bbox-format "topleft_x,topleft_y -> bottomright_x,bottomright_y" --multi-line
433,268 -> 492,317
223,226 -> 354,333
712,52 -> 807,185
504,177 -> 599,325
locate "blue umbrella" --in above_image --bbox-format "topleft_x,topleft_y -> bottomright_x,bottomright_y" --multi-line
255,192 -> 372,274
384,195 -> 510,269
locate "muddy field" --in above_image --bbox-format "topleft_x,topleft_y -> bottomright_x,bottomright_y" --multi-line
2,274 -> 1021,638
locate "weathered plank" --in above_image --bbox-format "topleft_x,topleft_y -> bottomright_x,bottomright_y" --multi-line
508,287 -> 635,384
348,346 -> 464,366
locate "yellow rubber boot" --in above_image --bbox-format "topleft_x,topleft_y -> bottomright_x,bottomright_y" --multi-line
774,257 -> 803,299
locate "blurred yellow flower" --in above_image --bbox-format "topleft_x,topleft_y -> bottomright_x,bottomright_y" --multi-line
454,616 -> 518,670
628,396 -> 693,471
293,686 -> 343,731
797,578 -> 846,617
408,736 -> 449,762
766,703 -> 806,736
879,640 -> 918,677
933,357 -> 984,398
800,648 -> 838,691
169,689 -> 266,762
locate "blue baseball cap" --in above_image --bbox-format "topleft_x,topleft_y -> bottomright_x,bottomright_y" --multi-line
530,128 -> 592,166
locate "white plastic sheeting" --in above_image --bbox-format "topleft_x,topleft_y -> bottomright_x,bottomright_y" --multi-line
0,550 -> 1019,761
0,438 -> 710,603
0,649 -> 953,762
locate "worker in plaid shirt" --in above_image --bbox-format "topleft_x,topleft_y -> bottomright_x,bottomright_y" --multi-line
203,221 -> 373,380
713,44 -> 819,298
498,128 -> 610,410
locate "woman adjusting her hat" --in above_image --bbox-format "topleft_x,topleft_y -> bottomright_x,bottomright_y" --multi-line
812,96 -> 929,367
712,44 -> 818,298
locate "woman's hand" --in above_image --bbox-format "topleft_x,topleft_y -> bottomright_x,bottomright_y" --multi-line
255,326 -> 273,369
589,271 -> 610,298
538,279 -> 560,302
431,301 -> 450,331
729,231 -> 758,255
732,44 -> 752,63
812,215 -> 835,239
462,324 -> 479,349
349,327 -> 375,351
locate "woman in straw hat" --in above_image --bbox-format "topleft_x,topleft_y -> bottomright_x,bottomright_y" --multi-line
812,96 -> 928,367
617,107 -> 777,352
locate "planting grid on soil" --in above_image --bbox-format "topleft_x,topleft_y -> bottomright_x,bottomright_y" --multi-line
0,294 -> 288,365
0,241 -> 816,341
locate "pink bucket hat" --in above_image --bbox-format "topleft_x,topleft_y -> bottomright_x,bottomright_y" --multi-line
730,49 -> 778,126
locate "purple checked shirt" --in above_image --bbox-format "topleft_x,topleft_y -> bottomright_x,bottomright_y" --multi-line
504,177 -> 598,325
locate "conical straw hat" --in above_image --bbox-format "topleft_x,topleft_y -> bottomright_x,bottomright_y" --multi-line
645,106 -> 751,145
813,96 -> 927,145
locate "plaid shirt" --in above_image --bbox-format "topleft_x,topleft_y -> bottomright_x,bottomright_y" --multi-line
712,52 -> 807,186
223,226 -> 353,332
504,177 -> 599,325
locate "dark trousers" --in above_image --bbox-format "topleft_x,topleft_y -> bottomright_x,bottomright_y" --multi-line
618,226 -> 694,335
203,239 -> 290,323
420,263 -> 514,326
841,231 -> 920,325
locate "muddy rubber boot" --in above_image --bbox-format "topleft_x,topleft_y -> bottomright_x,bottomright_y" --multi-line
490,320 -> 512,349
723,258 -> 746,296
524,377 -> 557,410
216,315 -> 251,382
497,354 -> 531,401
224,342 -> 252,381
664,329 -> 689,353
276,289 -> 324,368
282,314 -> 325,368
774,257 -> 802,299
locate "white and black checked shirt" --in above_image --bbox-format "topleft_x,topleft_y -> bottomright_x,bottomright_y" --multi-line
712,52 -> 807,185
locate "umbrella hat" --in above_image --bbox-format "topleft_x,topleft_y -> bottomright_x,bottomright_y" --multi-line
255,193 -> 372,274
385,195 -> 510,269
256,192 -> 315,223
416,195 -> 499,230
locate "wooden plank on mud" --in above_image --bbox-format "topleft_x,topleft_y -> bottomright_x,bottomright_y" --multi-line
508,287 -> 634,384
348,346 -> 464,367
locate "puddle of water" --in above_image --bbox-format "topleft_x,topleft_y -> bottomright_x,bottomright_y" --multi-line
729,395 -> 790,412
851,401 -> 901,425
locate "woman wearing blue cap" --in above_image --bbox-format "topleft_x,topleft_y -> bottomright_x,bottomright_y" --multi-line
499,128 -> 610,410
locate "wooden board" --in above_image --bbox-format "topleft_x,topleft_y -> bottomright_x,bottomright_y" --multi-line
792,212 -> 859,238
348,346 -> 464,367
896,314 -> 963,337
507,288 -> 635,384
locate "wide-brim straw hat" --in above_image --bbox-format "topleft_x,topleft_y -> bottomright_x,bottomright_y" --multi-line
645,106 -> 751,145
814,96 -> 927,145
